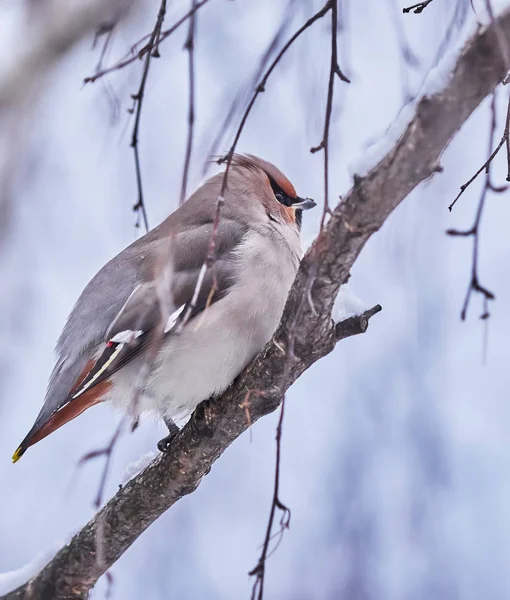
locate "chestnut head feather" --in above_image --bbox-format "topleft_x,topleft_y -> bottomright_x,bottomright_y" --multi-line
229,154 -> 316,228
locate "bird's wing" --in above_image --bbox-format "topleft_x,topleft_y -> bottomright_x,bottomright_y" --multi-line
13,215 -> 247,461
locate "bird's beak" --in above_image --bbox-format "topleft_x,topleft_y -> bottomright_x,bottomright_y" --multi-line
292,197 -> 316,210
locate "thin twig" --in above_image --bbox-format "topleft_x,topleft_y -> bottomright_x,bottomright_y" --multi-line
310,0 -> 350,230
249,259 -> 318,600
448,93 -> 510,212
180,0 -> 197,205
206,0 -> 296,168
84,0 -> 211,84
245,8 -> 350,593
207,14 -> 343,583
129,0 -> 168,232
178,2 -> 333,333
446,92 -> 507,320
219,1 -> 333,170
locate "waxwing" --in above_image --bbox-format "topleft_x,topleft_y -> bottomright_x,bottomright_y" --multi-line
12,154 -> 316,462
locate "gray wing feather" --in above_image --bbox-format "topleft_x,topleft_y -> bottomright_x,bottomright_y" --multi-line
34,212 -> 247,430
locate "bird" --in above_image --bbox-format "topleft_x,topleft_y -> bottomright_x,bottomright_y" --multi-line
12,154 -> 316,462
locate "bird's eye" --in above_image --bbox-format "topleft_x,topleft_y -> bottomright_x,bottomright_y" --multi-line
275,192 -> 284,203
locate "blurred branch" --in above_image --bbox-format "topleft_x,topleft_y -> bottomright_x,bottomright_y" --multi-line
3,6 -> 510,600
0,0 -> 135,238
83,0 -> 211,84
0,0 -> 133,109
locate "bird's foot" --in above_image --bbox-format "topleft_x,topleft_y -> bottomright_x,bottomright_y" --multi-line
157,433 -> 176,453
157,418 -> 181,453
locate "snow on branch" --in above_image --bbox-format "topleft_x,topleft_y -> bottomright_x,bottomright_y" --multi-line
3,6 -> 510,599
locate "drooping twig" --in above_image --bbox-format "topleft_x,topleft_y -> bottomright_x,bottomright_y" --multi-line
206,0 -> 296,168
84,0 -> 211,84
403,0 -> 434,14
212,13 -> 346,583
448,93 -> 510,212
310,0 -> 350,229
177,1 -> 334,333
219,0 -> 333,170
128,0 -> 169,232
180,0 -> 197,205
446,92 -> 507,320
249,261 -> 318,600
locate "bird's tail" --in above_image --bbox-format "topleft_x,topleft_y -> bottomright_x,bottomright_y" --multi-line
11,380 -> 110,463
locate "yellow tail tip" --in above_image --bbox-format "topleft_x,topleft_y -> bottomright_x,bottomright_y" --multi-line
12,447 -> 24,464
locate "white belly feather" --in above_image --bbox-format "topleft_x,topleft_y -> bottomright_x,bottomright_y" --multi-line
105,227 -> 301,421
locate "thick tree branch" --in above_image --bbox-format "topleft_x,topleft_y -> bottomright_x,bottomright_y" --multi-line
4,9 -> 510,599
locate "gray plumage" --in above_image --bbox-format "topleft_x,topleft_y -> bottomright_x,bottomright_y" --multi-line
15,155 -> 314,458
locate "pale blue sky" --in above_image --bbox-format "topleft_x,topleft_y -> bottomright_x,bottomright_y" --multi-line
2,1 -> 510,599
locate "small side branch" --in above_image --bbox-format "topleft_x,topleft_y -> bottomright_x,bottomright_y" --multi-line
335,305 -> 383,341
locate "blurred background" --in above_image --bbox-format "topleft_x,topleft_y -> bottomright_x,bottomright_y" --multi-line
1,0 -> 510,598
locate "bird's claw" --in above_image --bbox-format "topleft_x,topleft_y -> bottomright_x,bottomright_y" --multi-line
157,434 -> 175,453
157,419 -> 180,453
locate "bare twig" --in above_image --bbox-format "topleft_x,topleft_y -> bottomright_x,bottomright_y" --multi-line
446,92 -> 507,320
129,0 -> 168,232
448,92 -> 510,212
84,0 -> 211,84
334,304 -> 383,339
178,1 -> 333,332
403,0 -> 434,14
310,0 -> 350,229
79,260 -> 174,511
249,263 -> 317,600
180,0 -> 197,205
217,12 -> 349,585
220,1 -> 333,171
249,397 -> 291,600
206,0 -> 296,167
